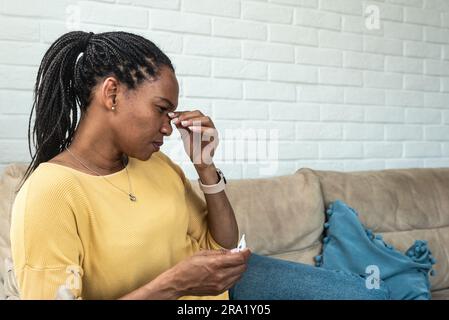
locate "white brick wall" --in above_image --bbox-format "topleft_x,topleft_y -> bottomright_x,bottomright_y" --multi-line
1,0 -> 449,179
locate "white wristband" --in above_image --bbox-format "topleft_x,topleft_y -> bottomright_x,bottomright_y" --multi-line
198,168 -> 227,194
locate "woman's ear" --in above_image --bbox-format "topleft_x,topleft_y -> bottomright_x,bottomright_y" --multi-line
101,77 -> 119,111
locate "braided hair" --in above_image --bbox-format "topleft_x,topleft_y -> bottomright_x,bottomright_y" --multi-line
16,31 -> 174,192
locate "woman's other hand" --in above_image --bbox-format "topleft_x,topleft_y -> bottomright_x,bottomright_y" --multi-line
169,248 -> 251,297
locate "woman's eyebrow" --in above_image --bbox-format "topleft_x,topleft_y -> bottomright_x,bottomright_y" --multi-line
156,96 -> 176,110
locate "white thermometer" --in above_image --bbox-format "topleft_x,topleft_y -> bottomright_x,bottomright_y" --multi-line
231,234 -> 246,253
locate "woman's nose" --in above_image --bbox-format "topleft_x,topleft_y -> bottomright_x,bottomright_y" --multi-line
161,117 -> 173,136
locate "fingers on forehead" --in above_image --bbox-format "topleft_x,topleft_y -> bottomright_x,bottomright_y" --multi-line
178,110 -> 203,120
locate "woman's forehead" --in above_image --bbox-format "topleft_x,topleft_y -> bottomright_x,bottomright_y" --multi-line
142,69 -> 178,100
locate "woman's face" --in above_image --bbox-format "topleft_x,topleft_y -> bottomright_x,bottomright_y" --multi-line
112,66 -> 179,160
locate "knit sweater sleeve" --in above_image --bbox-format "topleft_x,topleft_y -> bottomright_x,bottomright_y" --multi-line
10,172 -> 85,300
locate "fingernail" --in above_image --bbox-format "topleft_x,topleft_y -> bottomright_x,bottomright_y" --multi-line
171,117 -> 179,124
181,120 -> 189,126
168,112 -> 175,118
188,126 -> 201,132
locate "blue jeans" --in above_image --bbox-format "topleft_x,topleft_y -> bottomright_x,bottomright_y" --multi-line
229,253 -> 391,300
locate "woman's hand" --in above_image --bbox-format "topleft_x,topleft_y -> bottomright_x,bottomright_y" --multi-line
118,249 -> 250,300
168,111 -> 219,170
169,248 -> 251,297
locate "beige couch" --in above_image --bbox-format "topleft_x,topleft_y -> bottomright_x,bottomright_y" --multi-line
1,163 -> 449,300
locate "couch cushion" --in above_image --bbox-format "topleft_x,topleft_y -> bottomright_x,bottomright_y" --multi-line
314,168 -> 449,291
431,288 -> 449,300
191,168 -> 325,263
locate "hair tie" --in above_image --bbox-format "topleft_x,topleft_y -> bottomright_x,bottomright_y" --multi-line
80,32 -> 94,52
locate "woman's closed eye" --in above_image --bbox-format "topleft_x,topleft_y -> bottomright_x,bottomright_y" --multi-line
156,105 -> 168,114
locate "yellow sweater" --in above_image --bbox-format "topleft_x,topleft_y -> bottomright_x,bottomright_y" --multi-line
10,151 -> 229,300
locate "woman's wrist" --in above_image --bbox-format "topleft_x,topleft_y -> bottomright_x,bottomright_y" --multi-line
144,270 -> 183,300
118,269 -> 182,300
195,163 -> 219,185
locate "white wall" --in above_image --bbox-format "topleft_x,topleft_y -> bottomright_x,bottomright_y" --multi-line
0,0 -> 448,179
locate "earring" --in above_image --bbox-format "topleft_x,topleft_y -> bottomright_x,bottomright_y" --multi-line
112,97 -> 117,111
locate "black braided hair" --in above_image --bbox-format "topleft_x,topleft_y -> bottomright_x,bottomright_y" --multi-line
16,31 -> 174,192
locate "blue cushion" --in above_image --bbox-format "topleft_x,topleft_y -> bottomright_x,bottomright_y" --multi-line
315,200 -> 436,300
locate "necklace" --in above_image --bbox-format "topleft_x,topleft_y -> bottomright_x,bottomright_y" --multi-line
64,146 -> 137,202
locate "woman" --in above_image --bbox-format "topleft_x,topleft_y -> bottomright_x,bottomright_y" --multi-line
10,31 -> 389,300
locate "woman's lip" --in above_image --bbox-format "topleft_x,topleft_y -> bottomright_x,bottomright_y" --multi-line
152,142 -> 163,149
